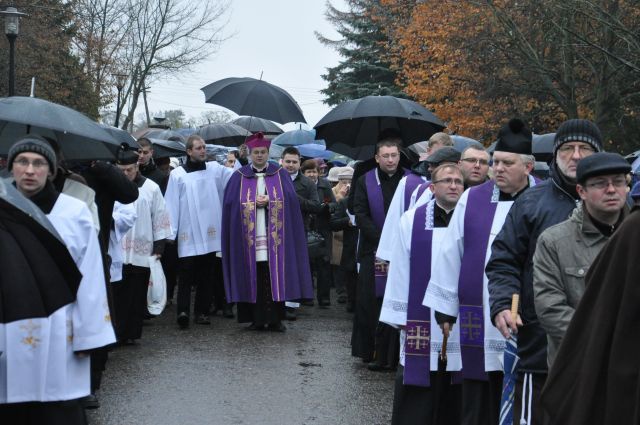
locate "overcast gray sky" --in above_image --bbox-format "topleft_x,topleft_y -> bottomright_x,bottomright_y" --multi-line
144,0 -> 346,128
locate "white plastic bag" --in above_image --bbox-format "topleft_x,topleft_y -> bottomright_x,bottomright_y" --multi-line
147,256 -> 167,315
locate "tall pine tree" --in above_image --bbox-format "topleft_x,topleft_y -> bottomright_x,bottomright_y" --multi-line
317,0 -> 407,106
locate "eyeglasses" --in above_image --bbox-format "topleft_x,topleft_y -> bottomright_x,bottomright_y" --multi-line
585,177 -> 627,190
432,178 -> 464,187
558,144 -> 596,155
13,158 -> 49,169
461,157 -> 489,166
377,153 -> 399,160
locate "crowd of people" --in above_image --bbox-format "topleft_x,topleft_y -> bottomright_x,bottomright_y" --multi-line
0,117 -> 639,425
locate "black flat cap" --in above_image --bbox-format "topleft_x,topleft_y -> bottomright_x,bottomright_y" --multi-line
576,152 -> 631,184
426,146 -> 461,165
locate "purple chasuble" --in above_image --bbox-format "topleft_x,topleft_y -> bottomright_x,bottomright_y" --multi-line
221,164 -> 314,303
458,180 -> 498,381
365,168 -> 411,297
404,201 -> 434,387
403,173 -> 425,212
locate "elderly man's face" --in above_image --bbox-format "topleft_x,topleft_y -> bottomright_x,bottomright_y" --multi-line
556,142 -> 596,179
492,151 -> 531,194
117,163 -> 138,182
12,152 -> 51,197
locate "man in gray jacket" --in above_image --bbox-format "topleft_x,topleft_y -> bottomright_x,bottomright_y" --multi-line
533,152 -> 630,367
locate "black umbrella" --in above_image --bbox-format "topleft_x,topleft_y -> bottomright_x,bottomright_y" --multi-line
231,116 -> 283,135
201,77 -> 306,124
147,137 -> 185,159
99,124 -> 138,151
314,96 -> 446,156
135,128 -> 186,143
0,97 -> 119,161
451,135 -> 483,152
195,123 -> 251,147
0,178 -> 82,323
532,133 -> 555,163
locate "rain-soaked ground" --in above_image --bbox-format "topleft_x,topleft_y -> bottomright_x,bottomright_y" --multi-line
87,292 -> 394,425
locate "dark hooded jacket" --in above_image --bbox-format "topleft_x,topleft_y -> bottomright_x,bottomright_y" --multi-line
486,162 -> 580,374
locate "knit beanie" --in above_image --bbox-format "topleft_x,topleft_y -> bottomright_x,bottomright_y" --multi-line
8,136 -> 57,171
553,119 -> 603,155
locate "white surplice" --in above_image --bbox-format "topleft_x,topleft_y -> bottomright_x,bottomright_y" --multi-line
423,176 -> 537,372
380,200 -> 461,370
164,161 -> 234,258
0,194 -> 116,403
409,180 -> 434,210
121,178 -> 172,267
109,201 -> 137,282
377,175 -> 427,261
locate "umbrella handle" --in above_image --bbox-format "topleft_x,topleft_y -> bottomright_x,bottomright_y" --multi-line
511,293 -> 520,323
440,333 -> 448,361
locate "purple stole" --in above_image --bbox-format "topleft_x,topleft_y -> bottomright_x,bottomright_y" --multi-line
238,171 -> 287,301
404,201 -> 434,387
414,180 -> 432,204
403,173 -> 425,212
365,168 -> 410,297
458,180 -> 498,381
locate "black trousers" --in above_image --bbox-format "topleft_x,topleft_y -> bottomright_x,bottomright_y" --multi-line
237,262 -> 284,326
461,371 -> 503,425
374,321 -> 399,368
0,399 -> 87,425
392,366 -> 461,425
177,252 -> 216,317
313,257 -> 332,303
113,264 -> 150,341
351,255 -> 378,360
513,373 -> 547,425
211,255 -> 229,311
161,242 -> 178,300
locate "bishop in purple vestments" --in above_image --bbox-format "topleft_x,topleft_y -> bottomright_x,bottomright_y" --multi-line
221,133 -> 313,332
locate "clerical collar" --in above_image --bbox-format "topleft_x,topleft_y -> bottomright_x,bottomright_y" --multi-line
184,157 -> 206,173
23,180 -> 60,214
290,171 -> 298,181
588,210 -> 624,237
499,180 -> 530,201
433,202 -> 454,227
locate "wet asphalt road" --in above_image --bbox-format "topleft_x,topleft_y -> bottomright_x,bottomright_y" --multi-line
87,293 -> 394,425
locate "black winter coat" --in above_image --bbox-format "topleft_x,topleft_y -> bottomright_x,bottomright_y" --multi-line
292,172 -> 321,231
330,197 -> 358,271
487,166 -> 580,374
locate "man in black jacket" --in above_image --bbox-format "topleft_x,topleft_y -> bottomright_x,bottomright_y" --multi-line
487,119 -> 603,425
137,137 -> 169,194
352,135 -> 405,371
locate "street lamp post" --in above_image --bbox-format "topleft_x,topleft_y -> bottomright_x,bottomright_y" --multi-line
1,6 -> 27,96
114,73 -> 127,128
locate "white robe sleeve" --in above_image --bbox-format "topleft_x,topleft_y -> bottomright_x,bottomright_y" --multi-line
164,170 -> 180,240
70,207 -> 116,351
422,189 -> 469,316
151,185 -> 172,241
377,176 -> 407,261
411,183 -> 434,210
113,202 -> 137,241
380,208 -> 414,327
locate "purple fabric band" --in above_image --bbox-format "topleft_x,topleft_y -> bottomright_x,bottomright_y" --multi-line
403,174 -> 424,212
403,202 -> 434,387
458,180 -> 498,380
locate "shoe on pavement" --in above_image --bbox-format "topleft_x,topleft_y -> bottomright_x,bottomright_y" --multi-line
223,304 -> 235,319
177,312 -> 189,329
81,393 -> 100,409
285,309 -> 297,321
194,314 -> 211,325
267,322 -> 287,332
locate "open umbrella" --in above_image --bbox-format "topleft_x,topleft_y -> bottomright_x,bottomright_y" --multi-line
134,128 -> 186,143
272,129 -> 325,147
231,116 -> 283,135
147,138 -> 185,159
451,135 -> 483,152
99,124 -> 138,151
0,97 -> 119,161
195,123 -> 251,147
314,96 -> 446,157
280,122 -> 313,132
201,77 -> 306,124
532,133 -> 555,163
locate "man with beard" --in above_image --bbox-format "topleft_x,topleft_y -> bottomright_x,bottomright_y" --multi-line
487,119 -> 602,424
